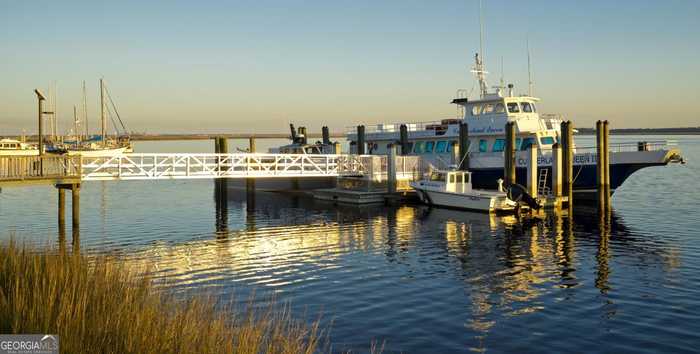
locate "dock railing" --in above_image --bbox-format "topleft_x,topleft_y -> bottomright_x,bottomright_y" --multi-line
80,153 -> 379,180
0,155 -> 82,183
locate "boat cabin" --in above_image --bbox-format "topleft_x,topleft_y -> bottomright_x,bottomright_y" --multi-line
0,139 -> 28,150
430,170 -> 472,193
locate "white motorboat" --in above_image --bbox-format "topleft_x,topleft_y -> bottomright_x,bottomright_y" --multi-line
0,139 -> 39,156
410,170 -> 517,213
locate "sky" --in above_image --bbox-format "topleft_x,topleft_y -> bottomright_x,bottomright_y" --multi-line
1,0 -> 698,135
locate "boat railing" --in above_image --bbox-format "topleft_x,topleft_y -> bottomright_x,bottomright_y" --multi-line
345,120 -> 457,135
567,140 -> 677,154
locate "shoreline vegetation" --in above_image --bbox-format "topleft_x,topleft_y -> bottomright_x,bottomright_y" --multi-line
0,242 -> 329,354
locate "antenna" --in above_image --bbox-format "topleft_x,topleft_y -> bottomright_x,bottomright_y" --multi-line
470,0 -> 489,98
479,0 -> 484,67
500,56 -> 504,91
527,37 -> 533,97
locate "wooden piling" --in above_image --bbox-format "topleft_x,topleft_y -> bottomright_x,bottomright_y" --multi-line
458,123 -> 469,171
246,136 -> 255,211
603,120 -> 611,204
596,120 -> 606,211
552,143 -> 563,199
71,184 -> 80,231
561,121 -> 574,209
399,124 -> 409,155
322,126 -> 330,145
387,144 -> 397,194
504,122 -> 516,186
58,188 -> 66,229
527,145 -> 538,197
357,125 -> 366,155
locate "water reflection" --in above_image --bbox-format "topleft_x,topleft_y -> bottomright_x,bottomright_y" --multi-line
3,183 -> 685,353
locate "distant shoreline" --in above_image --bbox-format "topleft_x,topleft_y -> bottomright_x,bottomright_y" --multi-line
5,128 -> 700,142
576,127 -> 700,135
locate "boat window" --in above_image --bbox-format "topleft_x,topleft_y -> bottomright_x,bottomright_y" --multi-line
413,141 -> 424,154
515,138 -> 522,151
507,102 -> 520,113
521,137 -> 536,151
530,103 -> 537,112
494,103 -> 505,113
449,174 -> 455,183
425,141 -> 435,154
436,140 -> 448,153
430,172 -> 445,182
479,139 -> 488,152
406,142 -> 414,152
482,104 -> 495,114
464,173 -> 470,183
540,136 -> 555,145
493,139 -> 505,152
455,173 -> 463,184
447,141 -> 455,152
521,102 -> 533,113
471,105 -> 481,116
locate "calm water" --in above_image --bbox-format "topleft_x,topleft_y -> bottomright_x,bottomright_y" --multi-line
1,135 -> 698,353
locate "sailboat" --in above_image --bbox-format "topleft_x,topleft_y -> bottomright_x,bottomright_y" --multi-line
66,79 -> 132,156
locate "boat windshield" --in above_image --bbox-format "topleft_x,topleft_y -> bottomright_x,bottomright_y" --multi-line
430,172 -> 446,182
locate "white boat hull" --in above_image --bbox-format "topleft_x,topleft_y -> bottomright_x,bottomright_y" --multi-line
411,183 -> 515,213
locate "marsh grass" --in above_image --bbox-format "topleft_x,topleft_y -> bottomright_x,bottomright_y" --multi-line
0,241 -> 324,354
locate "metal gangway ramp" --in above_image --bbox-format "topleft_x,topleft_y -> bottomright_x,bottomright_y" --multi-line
80,153 -> 373,181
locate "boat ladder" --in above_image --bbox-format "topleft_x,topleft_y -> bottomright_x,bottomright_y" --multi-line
537,168 -> 550,197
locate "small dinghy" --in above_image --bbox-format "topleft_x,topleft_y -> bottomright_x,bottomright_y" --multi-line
410,169 -> 517,213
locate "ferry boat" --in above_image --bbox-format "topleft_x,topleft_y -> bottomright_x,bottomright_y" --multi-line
411,169 -> 517,213
346,58 -> 683,201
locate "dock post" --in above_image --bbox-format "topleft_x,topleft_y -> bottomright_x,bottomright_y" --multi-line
246,136 -> 256,211
387,144 -> 397,194
504,122 -> 516,186
603,120 -> 611,208
356,125 -> 366,155
58,188 -> 66,230
561,121 -> 574,210
458,123 -> 469,170
35,90 -> 46,156
527,145 -> 538,197
71,184 -> 80,231
399,124 -> 409,155
248,137 -> 255,153
596,120 -> 606,211
552,143 -> 563,200
322,126 -> 330,145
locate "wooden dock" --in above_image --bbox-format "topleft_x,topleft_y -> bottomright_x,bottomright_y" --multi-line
0,155 -> 81,187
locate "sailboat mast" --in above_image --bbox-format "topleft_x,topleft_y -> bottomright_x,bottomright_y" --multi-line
73,105 -> 80,143
82,81 -> 88,139
100,78 -> 106,147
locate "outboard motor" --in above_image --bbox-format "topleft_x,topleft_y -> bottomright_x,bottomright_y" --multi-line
507,183 -> 542,210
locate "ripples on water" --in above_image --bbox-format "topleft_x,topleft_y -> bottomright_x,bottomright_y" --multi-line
1,136 -> 699,353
